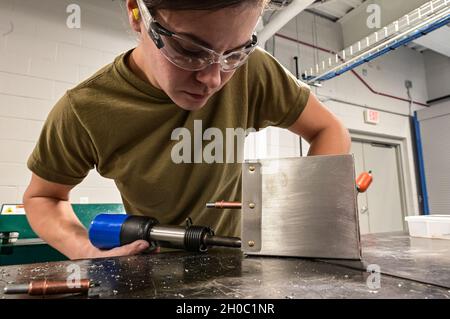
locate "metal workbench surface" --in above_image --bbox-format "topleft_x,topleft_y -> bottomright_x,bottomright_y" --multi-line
1,233 -> 449,299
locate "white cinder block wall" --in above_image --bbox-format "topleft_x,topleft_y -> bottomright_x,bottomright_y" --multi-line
0,0 -> 136,205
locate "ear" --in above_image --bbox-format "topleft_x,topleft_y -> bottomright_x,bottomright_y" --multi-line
126,0 -> 141,33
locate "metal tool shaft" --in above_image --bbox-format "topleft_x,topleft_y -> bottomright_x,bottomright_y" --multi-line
4,284 -> 29,294
150,226 -> 242,249
204,235 -> 242,248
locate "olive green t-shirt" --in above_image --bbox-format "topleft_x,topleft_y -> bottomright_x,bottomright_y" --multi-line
27,47 -> 310,237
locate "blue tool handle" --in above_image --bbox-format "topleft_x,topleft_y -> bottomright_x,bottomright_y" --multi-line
88,214 -> 129,249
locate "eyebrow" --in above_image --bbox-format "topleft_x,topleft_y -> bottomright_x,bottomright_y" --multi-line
176,31 -> 253,53
150,8 -> 254,53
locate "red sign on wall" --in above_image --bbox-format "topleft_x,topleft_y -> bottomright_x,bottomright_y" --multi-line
364,109 -> 380,125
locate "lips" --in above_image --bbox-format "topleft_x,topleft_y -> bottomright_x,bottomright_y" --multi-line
187,92 -> 205,97
184,91 -> 210,100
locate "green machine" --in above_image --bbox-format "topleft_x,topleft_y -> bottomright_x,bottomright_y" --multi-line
0,204 -> 125,266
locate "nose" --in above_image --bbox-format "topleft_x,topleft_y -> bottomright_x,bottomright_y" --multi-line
195,63 -> 222,91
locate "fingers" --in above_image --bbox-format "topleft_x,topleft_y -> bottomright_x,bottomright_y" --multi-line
142,245 -> 160,255
104,240 -> 150,258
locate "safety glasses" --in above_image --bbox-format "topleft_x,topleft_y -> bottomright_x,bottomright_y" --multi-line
136,0 -> 258,72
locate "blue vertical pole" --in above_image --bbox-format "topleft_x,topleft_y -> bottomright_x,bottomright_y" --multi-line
413,111 -> 430,215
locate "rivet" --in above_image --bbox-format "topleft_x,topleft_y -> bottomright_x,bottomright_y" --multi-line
248,241 -> 255,247
249,166 -> 255,172
249,203 -> 255,209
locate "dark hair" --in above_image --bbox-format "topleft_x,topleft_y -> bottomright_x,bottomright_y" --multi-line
142,0 -> 269,11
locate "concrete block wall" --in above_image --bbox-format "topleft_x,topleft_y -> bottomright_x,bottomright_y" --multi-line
267,11 -> 347,159
0,0 -> 136,205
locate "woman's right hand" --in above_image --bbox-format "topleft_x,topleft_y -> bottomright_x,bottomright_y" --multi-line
79,240 -> 158,260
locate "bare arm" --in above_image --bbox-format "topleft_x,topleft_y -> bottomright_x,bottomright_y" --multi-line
289,92 -> 350,155
23,173 -> 150,260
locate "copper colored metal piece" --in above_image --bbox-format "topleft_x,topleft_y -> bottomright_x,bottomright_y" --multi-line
28,279 -> 91,295
206,201 -> 242,209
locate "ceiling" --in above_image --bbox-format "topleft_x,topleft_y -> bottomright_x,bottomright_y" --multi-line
305,0 -> 450,58
306,0 -> 366,21
269,0 -> 450,58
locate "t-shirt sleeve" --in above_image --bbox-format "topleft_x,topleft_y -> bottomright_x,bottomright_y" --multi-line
27,93 -> 98,185
246,48 -> 311,130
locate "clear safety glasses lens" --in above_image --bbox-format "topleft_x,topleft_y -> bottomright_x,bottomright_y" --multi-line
158,33 -> 257,72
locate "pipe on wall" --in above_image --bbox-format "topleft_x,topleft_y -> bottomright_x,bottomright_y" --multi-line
317,96 -> 411,118
275,33 -> 429,108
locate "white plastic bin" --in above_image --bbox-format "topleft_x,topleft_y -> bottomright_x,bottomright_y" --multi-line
405,215 -> 450,240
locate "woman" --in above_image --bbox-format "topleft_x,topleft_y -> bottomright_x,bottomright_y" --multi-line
23,0 -> 350,260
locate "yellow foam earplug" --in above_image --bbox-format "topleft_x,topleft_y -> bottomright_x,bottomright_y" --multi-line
132,8 -> 140,21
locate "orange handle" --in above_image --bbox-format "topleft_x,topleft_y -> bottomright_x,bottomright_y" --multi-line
356,171 -> 373,193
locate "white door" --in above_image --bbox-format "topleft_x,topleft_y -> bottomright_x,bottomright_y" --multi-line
351,141 -> 405,234
352,141 -> 370,234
